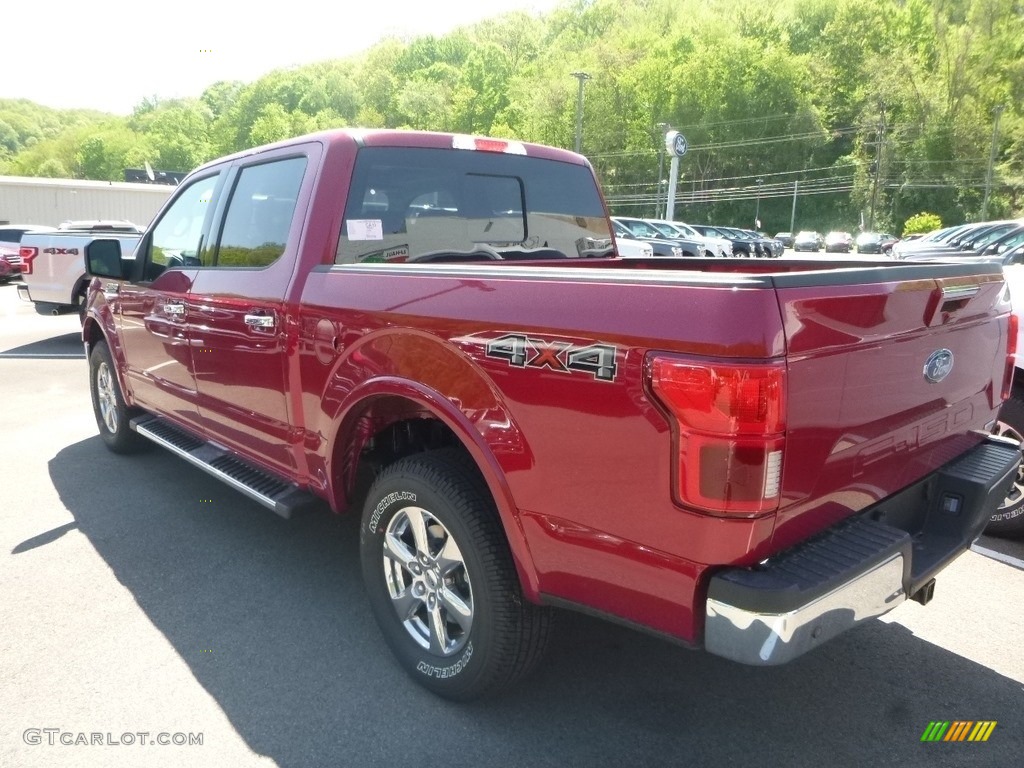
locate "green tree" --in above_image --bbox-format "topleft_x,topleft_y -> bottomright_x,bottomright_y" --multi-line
902,211 -> 942,235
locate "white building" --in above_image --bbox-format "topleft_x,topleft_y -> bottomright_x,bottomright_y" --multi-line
0,175 -> 174,228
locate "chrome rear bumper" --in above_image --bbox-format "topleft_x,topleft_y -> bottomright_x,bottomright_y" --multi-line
704,438 -> 1019,666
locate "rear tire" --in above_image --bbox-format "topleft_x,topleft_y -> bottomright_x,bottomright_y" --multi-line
360,448 -> 552,700
89,341 -> 147,454
989,391 -> 1024,538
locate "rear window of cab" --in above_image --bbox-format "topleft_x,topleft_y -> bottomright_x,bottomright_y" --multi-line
336,146 -> 613,265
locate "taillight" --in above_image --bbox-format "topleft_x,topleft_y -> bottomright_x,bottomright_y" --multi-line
1003,312 -> 1018,402
650,357 -> 786,516
19,246 -> 38,275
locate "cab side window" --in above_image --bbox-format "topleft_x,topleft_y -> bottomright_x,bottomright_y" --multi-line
145,174 -> 220,279
214,157 -> 307,268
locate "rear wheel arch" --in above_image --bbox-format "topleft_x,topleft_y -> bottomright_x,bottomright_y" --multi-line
328,384 -> 542,599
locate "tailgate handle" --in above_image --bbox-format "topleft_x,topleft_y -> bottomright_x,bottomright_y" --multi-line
928,284 -> 981,325
940,285 -> 980,306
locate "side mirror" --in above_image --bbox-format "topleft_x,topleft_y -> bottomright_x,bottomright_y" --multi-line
85,239 -> 129,279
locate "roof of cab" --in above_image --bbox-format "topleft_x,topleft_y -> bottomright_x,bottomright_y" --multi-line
190,128 -> 588,177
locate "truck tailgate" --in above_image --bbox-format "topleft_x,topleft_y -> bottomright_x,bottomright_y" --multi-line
771,267 -> 1012,550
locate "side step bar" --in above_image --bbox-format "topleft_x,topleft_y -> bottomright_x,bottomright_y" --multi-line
130,414 -> 317,519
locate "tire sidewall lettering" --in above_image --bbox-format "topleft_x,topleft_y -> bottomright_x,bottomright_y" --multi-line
415,642 -> 474,679
368,490 -> 416,533
990,505 -> 1024,522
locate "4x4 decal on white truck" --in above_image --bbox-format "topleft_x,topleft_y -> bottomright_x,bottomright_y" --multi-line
485,333 -> 618,382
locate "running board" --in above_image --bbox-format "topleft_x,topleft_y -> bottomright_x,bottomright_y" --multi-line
130,415 -> 315,519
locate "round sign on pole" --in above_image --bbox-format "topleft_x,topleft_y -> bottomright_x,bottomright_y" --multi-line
666,130 -> 688,157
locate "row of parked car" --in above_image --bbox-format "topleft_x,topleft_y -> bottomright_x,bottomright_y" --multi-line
889,219 -> 1024,265
775,230 -> 900,255
612,217 -> 785,258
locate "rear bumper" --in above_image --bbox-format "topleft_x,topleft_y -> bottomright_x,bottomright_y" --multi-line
704,437 -> 1020,666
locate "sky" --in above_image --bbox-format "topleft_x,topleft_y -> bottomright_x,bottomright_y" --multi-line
3,0 -> 562,115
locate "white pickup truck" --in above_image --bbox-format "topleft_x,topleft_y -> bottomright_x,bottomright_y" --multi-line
17,221 -> 143,318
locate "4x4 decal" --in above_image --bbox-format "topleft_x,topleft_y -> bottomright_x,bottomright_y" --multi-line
485,333 -> 618,382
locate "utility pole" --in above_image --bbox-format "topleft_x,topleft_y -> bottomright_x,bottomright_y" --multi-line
868,102 -> 886,232
571,72 -> 591,154
790,179 -> 798,234
754,177 -> 764,229
982,105 -> 1004,220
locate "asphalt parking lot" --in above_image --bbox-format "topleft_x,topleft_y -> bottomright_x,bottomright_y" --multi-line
1,280 -> 1022,768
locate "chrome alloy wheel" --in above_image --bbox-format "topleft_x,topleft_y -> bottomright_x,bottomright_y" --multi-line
96,361 -> 119,434
993,420 -> 1024,512
382,506 -> 474,656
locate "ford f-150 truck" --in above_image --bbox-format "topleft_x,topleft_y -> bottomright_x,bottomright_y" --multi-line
81,129 -> 1020,700
18,221 -> 144,317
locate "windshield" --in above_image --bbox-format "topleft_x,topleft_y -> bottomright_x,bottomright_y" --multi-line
648,221 -> 683,238
615,219 -> 665,239
967,223 -> 1021,250
673,222 -> 701,238
992,227 -> 1024,252
337,147 -> 612,263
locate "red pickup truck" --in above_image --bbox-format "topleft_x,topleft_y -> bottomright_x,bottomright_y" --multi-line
82,129 -> 1020,700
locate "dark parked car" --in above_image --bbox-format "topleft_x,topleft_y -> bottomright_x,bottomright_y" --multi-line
750,230 -> 784,257
855,232 -> 898,254
774,232 -> 794,249
793,231 -> 823,252
690,225 -> 755,257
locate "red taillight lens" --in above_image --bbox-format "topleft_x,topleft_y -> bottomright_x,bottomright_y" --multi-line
1003,312 -> 1018,402
651,358 -> 786,516
19,246 -> 38,275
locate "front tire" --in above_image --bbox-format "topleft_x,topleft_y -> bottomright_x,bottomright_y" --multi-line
89,341 -> 146,454
989,391 -> 1024,538
360,449 -> 552,700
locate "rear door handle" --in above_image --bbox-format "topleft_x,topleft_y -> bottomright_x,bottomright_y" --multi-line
244,313 -> 276,330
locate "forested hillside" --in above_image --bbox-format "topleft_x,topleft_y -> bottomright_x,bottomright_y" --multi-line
2,0 -> 1021,233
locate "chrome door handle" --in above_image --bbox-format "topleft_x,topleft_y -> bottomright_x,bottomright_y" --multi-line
244,313 -> 275,329
164,302 -> 185,316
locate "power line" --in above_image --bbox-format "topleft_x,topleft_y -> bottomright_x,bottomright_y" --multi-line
586,124 -> 869,160
602,162 -> 860,189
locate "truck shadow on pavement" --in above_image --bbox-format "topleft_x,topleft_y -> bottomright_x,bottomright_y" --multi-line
0,332 -> 83,359
47,437 -> 1023,768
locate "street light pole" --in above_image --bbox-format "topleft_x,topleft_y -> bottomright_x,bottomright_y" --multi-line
572,72 -> 591,154
656,122 -> 668,217
982,105 -> 1004,220
754,177 -> 764,229
868,102 -> 886,232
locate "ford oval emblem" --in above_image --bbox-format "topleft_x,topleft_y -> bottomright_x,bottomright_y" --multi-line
923,349 -> 954,383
